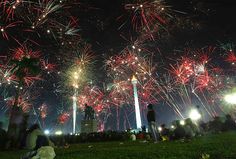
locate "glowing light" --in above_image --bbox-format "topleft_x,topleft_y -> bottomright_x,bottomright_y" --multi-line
55,130 -> 63,135
180,120 -> 185,126
74,72 -> 79,79
44,129 -> 50,135
189,109 -> 201,121
72,95 -> 77,100
158,127 -> 162,132
224,93 -> 236,104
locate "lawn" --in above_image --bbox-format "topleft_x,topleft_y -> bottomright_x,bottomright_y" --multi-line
1,132 -> 236,159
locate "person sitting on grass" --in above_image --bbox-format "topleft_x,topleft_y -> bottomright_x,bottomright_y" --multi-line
222,114 -> 236,131
173,120 -> 185,140
160,124 -> 170,141
184,118 -> 197,139
26,124 -> 54,150
22,135 -> 56,159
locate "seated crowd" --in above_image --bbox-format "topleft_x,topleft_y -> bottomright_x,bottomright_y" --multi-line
0,114 -> 235,159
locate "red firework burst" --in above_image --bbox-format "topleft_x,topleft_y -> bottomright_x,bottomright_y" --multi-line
6,95 -> 31,112
58,112 -> 70,124
106,47 -> 159,106
122,0 -> 172,38
225,50 -> 236,64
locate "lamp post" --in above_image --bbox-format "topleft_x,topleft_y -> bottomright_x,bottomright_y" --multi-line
131,75 -> 142,129
72,72 -> 79,134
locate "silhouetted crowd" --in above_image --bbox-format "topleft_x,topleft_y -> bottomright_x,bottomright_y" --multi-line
0,114 -> 235,151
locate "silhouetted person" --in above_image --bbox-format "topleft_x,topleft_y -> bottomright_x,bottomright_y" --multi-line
184,118 -> 198,138
141,125 -> 146,132
173,120 -> 186,140
223,114 -> 236,131
26,124 -> 54,150
22,135 -> 55,159
0,122 -> 7,149
160,124 -> 170,141
209,116 -> 223,133
147,104 -> 158,142
26,124 -> 44,150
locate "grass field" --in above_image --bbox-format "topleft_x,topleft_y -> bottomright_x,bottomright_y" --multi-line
1,132 -> 236,159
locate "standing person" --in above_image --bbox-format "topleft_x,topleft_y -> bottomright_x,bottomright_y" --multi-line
147,104 -> 158,142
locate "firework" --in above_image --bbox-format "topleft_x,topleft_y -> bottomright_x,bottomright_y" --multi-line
58,112 -> 70,124
0,0 -> 80,44
5,91 -> 32,112
39,102 -> 47,119
158,47 -> 229,118
120,0 -> 174,39
106,45 -> 159,112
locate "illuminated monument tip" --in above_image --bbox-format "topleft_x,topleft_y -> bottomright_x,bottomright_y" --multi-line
131,75 -> 138,84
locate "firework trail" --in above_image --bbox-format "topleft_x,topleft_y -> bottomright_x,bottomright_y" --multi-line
119,0 -> 177,40
156,47 -> 231,119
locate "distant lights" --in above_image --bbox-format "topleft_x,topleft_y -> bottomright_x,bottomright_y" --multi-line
55,130 -> 63,135
44,129 -> 50,135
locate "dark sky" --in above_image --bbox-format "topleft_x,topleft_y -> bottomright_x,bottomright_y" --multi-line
77,0 -> 236,55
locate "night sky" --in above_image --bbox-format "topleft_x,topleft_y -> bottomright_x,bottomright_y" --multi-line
1,0 -> 236,131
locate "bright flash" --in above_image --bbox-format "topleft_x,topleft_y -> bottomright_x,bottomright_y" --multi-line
224,93 -> 236,104
55,130 -> 63,135
189,109 -> 201,121
180,120 -> 185,126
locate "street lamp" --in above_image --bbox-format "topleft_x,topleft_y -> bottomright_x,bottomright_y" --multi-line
131,75 -> 142,129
